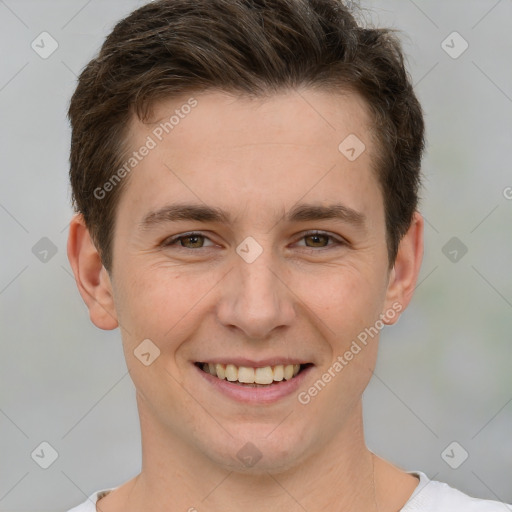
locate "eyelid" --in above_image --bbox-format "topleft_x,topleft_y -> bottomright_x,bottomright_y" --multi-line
162,231 -> 216,248
162,229 -> 347,251
295,229 -> 347,249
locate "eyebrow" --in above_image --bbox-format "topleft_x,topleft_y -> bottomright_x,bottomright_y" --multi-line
139,202 -> 366,231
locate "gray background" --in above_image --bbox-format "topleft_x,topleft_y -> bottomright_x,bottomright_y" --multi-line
0,0 -> 511,510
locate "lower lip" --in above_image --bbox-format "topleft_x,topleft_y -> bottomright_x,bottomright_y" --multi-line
195,364 -> 313,404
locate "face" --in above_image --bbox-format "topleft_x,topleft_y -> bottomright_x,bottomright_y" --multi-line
103,88 -> 405,472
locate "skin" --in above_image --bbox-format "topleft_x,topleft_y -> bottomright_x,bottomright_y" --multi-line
68,88 -> 424,512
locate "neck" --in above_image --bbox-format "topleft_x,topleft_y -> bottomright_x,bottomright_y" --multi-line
114,398 -> 380,512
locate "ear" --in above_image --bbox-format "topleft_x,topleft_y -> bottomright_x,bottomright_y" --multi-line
67,213 -> 118,330
382,211 -> 424,325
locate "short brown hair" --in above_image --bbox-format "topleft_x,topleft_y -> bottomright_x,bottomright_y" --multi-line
68,0 -> 425,272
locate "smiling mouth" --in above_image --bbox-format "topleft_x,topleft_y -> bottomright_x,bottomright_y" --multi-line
195,362 -> 312,387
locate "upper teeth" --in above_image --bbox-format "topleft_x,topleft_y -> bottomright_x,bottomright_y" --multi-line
202,363 -> 301,384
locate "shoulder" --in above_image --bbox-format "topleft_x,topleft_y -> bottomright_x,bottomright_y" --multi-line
402,471 -> 512,512
66,489 -> 114,512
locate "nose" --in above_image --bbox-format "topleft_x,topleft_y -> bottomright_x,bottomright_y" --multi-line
216,248 -> 296,340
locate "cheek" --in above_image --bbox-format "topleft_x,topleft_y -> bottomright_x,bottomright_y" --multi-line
303,262 -> 387,335
298,270 -> 384,421
114,264 -> 220,348
113,247 -> 389,358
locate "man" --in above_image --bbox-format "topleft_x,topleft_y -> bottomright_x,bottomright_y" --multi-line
65,0 -> 511,510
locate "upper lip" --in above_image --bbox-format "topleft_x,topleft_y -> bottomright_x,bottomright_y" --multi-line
195,358 -> 312,367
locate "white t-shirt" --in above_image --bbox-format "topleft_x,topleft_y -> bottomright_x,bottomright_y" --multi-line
67,471 -> 512,511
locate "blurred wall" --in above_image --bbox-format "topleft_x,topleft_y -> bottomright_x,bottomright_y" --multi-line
0,1 -> 511,510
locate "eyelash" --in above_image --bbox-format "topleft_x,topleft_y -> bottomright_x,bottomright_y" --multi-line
162,230 -> 346,251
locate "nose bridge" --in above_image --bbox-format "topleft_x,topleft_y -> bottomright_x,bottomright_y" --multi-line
217,242 -> 295,338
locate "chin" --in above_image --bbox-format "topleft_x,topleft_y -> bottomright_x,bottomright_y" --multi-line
202,427 -> 312,475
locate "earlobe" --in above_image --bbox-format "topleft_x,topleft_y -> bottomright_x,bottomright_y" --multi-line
67,214 -> 119,330
382,211 -> 424,325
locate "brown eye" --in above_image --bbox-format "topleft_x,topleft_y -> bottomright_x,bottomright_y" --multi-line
304,233 -> 330,248
163,232 -> 214,249
179,235 -> 205,248
297,231 -> 345,250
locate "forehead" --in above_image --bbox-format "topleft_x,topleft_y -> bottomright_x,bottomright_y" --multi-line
141,88 -> 374,157
115,88 -> 381,230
